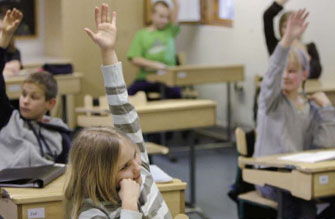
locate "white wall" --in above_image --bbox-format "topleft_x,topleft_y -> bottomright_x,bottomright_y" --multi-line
16,0 -> 45,62
13,0 -> 335,128
176,0 -> 335,128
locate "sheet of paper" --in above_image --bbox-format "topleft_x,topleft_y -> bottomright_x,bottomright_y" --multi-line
279,150 -> 335,163
150,164 -> 173,183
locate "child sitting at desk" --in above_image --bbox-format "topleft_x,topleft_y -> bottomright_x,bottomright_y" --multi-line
64,4 -> 171,219
254,9 -> 335,219
0,9 -> 71,170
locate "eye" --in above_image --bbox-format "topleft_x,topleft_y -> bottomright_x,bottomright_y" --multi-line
120,163 -> 130,171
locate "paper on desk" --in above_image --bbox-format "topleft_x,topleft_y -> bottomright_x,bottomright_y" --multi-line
279,151 -> 335,163
150,165 -> 173,183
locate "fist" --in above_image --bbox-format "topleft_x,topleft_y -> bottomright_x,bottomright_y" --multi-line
119,178 -> 141,211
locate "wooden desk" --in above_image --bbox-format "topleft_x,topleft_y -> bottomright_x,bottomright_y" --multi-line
0,175 -> 187,219
239,149 -> 335,201
5,72 -> 83,129
147,64 -> 244,141
76,99 -> 216,133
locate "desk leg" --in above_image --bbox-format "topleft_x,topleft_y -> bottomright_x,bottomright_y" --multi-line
227,82 -> 231,142
66,95 -> 75,129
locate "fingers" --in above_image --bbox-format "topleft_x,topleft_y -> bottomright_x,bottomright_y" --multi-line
95,7 -> 100,27
101,3 -> 108,23
84,28 -> 96,41
111,11 -> 117,28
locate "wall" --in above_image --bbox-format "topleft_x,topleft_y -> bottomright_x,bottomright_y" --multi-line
14,0 -> 335,128
176,0 -> 335,128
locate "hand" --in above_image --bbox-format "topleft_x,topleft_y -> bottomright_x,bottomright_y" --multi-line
84,3 -> 117,52
0,8 -> 23,48
119,178 -> 140,211
309,92 -> 332,107
280,9 -> 309,48
275,0 -> 289,6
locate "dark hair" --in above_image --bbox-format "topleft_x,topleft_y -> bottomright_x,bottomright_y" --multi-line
23,71 -> 58,100
152,1 -> 170,13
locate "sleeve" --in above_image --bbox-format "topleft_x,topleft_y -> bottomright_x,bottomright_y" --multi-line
78,208 -> 109,219
0,47 -> 14,130
166,23 -> 180,37
307,42 -> 322,79
100,62 -> 150,167
127,31 -> 144,60
120,209 -> 143,219
263,2 -> 283,55
312,105 -> 335,148
258,44 -> 290,113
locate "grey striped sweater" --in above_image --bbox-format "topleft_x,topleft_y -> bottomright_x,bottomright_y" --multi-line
78,62 -> 172,219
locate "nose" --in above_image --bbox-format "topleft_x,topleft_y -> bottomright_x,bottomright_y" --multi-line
133,159 -> 141,173
23,96 -> 30,104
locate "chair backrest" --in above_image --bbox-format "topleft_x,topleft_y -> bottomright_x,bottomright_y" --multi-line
174,214 -> 189,219
235,127 -> 248,156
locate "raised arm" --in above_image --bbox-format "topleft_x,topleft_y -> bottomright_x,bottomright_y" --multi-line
263,1 -> 286,55
0,8 -> 22,129
259,9 -> 309,113
170,0 -> 180,26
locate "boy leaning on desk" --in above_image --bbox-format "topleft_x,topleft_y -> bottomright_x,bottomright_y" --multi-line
0,8 -> 71,171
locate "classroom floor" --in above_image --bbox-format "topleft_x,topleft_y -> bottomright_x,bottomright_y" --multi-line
151,131 -> 239,219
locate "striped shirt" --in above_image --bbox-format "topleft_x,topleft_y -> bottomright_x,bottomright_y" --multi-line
78,62 -> 172,219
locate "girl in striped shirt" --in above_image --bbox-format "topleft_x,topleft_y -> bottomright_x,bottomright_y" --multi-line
64,4 -> 171,219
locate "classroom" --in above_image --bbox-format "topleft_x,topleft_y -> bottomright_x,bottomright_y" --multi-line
0,0 -> 334,218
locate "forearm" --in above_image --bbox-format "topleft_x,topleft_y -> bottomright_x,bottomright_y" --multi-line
131,57 -> 166,71
101,49 -> 118,66
263,2 -> 282,55
0,32 -> 12,49
100,63 -> 149,165
171,0 -> 180,25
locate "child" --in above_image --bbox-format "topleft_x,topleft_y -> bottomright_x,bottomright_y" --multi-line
0,9 -> 71,170
254,9 -> 335,219
64,4 -> 171,219
127,0 -> 181,99
263,0 -> 322,78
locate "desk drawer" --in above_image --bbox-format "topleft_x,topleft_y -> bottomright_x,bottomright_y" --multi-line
313,172 -> 335,198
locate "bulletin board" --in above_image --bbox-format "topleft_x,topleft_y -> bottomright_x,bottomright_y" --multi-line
0,0 -> 38,38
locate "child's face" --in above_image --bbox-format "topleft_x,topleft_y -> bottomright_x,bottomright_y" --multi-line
116,141 -> 142,188
281,61 -> 304,93
152,4 -> 170,30
19,83 -> 55,121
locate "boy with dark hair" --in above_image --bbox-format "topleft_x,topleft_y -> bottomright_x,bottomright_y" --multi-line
0,8 -> 71,171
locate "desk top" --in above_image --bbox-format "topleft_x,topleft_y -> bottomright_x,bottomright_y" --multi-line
147,64 -> 244,86
239,149 -> 335,173
5,72 -> 83,83
0,175 -> 186,205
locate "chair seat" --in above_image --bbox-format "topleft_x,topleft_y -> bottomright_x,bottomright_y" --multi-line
238,190 -> 278,209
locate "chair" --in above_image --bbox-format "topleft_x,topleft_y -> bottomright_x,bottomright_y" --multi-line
229,127 -> 277,219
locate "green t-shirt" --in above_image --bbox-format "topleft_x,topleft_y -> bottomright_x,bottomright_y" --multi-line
127,23 -> 180,80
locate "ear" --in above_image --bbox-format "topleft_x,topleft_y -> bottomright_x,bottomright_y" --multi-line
46,98 -> 57,111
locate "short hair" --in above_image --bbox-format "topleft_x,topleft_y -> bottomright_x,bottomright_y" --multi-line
288,48 -> 310,74
152,1 -> 170,13
23,71 -> 58,100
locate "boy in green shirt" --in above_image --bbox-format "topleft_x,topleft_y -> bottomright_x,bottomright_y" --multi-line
127,0 -> 181,99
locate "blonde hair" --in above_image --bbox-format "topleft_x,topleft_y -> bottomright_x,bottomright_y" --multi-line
64,126 -> 135,219
287,48 -> 310,73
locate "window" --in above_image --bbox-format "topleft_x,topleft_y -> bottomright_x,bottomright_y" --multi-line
145,0 -> 234,27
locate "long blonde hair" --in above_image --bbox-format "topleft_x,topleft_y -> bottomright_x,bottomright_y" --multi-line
64,126 -> 134,219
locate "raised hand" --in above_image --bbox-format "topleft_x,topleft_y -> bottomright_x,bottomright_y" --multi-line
84,3 -> 117,52
0,8 -> 23,48
281,9 -> 309,48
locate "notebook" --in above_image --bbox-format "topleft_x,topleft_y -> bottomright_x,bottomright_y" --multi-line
0,163 -> 66,188
150,164 -> 173,183
279,150 -> 335,163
